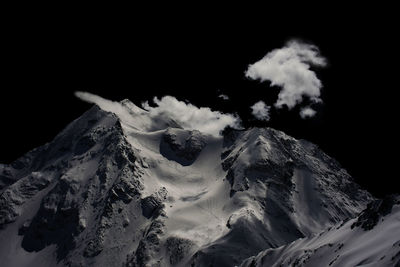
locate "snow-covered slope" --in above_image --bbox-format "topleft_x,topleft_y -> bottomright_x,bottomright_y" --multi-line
0,100 -> 375,267
240,195 -> 400,267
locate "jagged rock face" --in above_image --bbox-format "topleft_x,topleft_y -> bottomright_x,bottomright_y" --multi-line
0,106 -> 150,266
351,194 -> 400,230
141,193 -> 166,219
0,103 -> 377,267
240,194 -> 400,267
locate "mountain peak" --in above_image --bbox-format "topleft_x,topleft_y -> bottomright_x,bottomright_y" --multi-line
119,99 -> 147,114
0,105 -> 380,267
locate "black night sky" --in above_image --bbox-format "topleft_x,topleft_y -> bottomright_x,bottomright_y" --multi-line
1,6 -> 398,197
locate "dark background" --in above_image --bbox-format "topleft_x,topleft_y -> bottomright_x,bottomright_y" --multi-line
1,6 -> 398,197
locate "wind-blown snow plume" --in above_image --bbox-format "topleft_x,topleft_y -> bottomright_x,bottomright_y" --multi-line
75,91 -> 126,114
75,91 -> 241,137
142,96 -> 241,136
246,40 -> 327,111
250,101 -> 271,121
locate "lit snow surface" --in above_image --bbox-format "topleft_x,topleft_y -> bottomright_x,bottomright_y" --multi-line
241,197 -> 400,267
0,98 -> 398,267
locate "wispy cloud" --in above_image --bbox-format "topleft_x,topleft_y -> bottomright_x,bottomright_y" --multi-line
250,101 -> 271,121
142,96 -> 241,136
245,40 -> 326,115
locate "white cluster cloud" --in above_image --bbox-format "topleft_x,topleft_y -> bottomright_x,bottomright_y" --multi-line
250,101 -> 271,121
77,41 -> 325,132
142,96 -> 241,136
218,94 -> 229,100
245,40 -> 326,114
299,106 -> 317,119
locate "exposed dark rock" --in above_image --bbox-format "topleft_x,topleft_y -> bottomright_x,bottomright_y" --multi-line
0,172 -> 51,229
141,195 -> 164,219
18,220 -> 31,235
126,220 -> 165,267
110,176 -> 142,204
352,194 -> 400,230
20,179 -> 81,261
160,129 -> 206,166
74,134 -> 97,155
166,236 -> 195,265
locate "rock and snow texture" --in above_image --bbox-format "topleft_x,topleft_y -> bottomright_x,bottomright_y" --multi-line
188,127 -> 372,266
240,195 -> 400,267
0,98 -> 391,267
0,106 -> 147,267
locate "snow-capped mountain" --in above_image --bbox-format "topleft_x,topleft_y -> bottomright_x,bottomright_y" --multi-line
240,195 -> 400,267
0,99 -> 383,267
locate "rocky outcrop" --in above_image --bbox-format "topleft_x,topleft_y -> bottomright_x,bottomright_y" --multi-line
160,128 -> 206,166
351,194 -> 400,230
